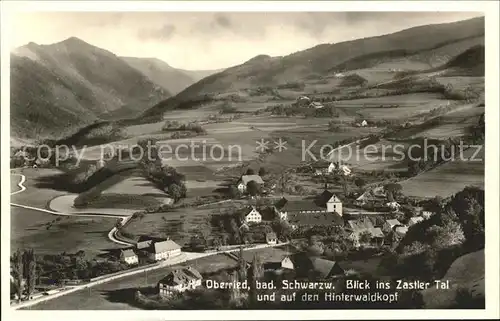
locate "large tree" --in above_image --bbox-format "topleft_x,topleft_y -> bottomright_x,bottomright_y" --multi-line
246,180 -> 260,196
11,249 -> 24,302
23,249 -> 37,300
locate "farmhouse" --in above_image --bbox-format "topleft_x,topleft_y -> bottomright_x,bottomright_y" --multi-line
293,254 -> 344,278
339,164 -> 352,176
281,256 -> 295,270
266,232 -> 277,245
244,206 -> 262,223
394,225 -> 409,237
309,101 -> 324,109
120,249 -> 138,265
347,218 -> 385,247
237,175 -> 265,193
421,211 -> 434,219
148,240 -> 182,261
275,190 -> 343,221
383,219 -> 402,233
408,216 -> 424,226
296,96 -> 311,107
312,161 -> 336,176
288,211 -> 344,229
354,191 -> 374,206
386,201 -> 401,211
158,266 -> 203,297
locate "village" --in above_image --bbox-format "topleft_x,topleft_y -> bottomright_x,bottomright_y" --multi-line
7,12 -> 487,310
89,157 -> 436,303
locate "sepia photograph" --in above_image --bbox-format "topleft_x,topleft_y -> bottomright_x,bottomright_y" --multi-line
1,1 -> 498,319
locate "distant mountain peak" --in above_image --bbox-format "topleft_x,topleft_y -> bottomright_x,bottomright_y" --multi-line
59,36 -> 88,45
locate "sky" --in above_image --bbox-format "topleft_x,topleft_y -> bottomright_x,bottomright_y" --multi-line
9,11 -> 483,70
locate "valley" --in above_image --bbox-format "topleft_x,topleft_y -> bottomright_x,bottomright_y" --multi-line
9,15 -> 486,310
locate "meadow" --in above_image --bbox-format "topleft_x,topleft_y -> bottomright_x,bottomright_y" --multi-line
11,168 -> 67,208
10,207 -> 123,257
400,147 -> 484,198
120,200 -> 247,245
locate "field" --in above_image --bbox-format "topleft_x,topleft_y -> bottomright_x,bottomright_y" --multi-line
11,169 -> 67,208
400,147 -> 484,198
333,93 -> 449,120
120,200 -> 247,245
411,105 -> 484,139
327,138 -> 412,172
11,207 -> 123,257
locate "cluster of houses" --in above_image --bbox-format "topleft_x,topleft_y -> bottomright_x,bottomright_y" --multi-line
310,161 -> 352,176
296,96 -> 324,109
119,239 -> 183,265
238,190 -> 344,231
155,251 -> 347,298
237,174 -> 265,193
157,266 -> 203,298
234,181 -> 434,248
346,213 -> 429,248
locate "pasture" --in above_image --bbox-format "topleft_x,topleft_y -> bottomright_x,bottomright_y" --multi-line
410,105 -> 484,139
120,200 -> 247,244
11,169 -> 67,208
11,207 -> 123,257
333,93 -> 448,120
400,147 -> 484,198
328,138 -> 411,172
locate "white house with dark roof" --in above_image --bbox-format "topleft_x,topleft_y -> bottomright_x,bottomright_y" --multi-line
158,266 -> 203,297
148,240 -> 182,261
281,256 -> 295,270
237,175 -> 265,193
120,249 -> 138,265
276,192 -> 342,217
266,232 -> 277,245
244,207 -> 262,223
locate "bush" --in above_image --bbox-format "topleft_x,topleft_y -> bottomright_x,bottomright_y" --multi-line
219,102 -> 238,114
339,74 -> 368,87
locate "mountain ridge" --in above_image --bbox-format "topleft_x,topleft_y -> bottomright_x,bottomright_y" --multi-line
141,16 -> 484,120
11,38 -> 171,138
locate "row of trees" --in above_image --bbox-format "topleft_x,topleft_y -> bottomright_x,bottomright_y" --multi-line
137,138 -> 187,202
11,249 -> 37,302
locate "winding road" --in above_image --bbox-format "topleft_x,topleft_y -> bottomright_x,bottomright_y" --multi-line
10,172 -> 288,309
10,173 -> 132,246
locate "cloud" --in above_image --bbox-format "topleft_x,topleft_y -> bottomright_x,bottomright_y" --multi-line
137,24 -> 176,41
